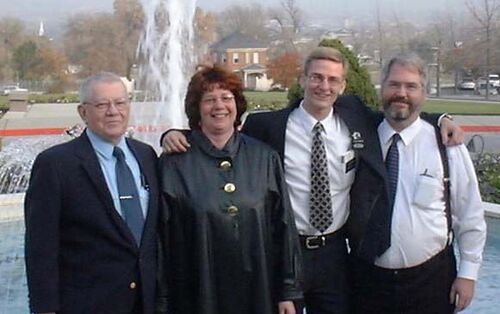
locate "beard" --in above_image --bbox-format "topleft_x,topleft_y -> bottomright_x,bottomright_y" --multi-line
382,96 -> 415,121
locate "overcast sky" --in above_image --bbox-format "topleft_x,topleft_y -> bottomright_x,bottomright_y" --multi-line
0,0 -> 468,34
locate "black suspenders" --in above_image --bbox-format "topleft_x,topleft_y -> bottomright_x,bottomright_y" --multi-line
433,127 -> 453,245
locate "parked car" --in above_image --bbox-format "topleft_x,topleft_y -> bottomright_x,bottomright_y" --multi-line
488,74 -> 500,87
475,81 -> 499,96
2,85 -> 28,96
458,78 -> 476,90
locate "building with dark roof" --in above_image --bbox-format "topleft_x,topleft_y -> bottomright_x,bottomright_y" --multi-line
210,32 -> 272,90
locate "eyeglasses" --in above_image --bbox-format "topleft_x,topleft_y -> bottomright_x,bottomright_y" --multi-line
84,98 -> 129,112
201,94 -> 235,105
308,73 -> 344,87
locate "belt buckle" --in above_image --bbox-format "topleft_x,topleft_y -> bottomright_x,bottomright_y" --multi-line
305,235 -> 325,249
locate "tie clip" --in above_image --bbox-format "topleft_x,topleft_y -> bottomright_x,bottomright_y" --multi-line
119,195 -> 133,200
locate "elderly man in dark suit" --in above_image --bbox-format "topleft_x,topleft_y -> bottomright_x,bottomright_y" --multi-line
25,72 -> 160,314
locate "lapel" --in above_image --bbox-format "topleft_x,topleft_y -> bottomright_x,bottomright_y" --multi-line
270,107 -> 295,161
73,133 -> 139,250
334,97 -> 387,181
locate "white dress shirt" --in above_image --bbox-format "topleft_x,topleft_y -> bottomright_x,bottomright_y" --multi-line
284,103 -> 355,235
375,118 -> 486,280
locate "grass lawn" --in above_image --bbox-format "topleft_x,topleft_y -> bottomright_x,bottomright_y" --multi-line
2,92 -> 500,115
424,98 -> 500,115
244,91 -> 500,115
244,91 -> 289,110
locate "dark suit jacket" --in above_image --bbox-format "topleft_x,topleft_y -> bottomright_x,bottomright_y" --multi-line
242,96 -> 442,263
242,96 -> 390,262
24,132 -> 160,314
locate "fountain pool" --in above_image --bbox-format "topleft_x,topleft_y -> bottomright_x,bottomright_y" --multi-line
0,205 -> 499,313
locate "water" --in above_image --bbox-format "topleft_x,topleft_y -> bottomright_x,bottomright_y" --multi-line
134,0 -> 197,146
0,136 -> 69,194
1,215 -> 499,313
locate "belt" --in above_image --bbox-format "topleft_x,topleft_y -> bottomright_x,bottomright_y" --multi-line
299,228 -> 345,250
357,245 -> 455,278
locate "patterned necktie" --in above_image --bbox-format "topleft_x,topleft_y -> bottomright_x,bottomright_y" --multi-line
113,146 -> 144,245
309,122 -> 333,233
385,133 -> 401,210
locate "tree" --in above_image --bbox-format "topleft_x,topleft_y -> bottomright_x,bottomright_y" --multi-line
113,0 -> 145,78
267,52 -> 301,89
13,40 -> 38,80
63,0 -> 145,78
64,12 -> 126,77
466,0 -> 500,99
268,0 -> 304,53
0,17 -> 26,81
194,8 -> 217,63
11,37 -> 69,90
287,39 -> 379,109
216,4 -> 270,43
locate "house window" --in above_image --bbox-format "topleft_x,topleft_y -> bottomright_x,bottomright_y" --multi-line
233,53 -> 239,64
222,53 -> 227,63
253,52 -> 259,64
245,52 -> 250,64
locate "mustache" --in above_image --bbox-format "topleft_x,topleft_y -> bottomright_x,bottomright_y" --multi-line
387,96 -> 411,105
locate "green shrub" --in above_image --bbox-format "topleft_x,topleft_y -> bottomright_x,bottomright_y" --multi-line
473,153 -> 500,203
30,93 -> 79,104
287,39 -> 379,109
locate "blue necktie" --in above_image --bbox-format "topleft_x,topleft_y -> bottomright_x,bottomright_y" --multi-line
385,133 -> 401,207
309,122 -> 333,233
113,146 -> 144,245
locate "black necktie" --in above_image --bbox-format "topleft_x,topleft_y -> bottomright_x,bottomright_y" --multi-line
113,146 -> 144,245
309,122 -> 333,233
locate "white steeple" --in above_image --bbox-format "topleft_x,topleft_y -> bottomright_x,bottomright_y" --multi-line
38,20 -> 44,37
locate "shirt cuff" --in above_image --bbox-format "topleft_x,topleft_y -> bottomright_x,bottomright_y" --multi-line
437,113 -> 453,127
457,259 -> 481,281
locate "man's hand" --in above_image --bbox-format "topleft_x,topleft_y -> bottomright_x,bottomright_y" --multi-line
440,117 -> 464,146
162,130 -> 190,153
449,277 -> 475,312
278,301 -> 296,314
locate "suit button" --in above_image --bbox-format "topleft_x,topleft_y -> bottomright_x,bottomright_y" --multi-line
219,160 -> 232,170
227,205 -> 239,216
224,183 -> 236,193
130,282 -> 137,289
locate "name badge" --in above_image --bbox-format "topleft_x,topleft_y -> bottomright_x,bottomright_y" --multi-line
342,150 -> 356,173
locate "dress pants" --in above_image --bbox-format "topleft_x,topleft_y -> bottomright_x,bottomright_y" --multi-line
350,245 -> 457,314
295,228 -> 349,314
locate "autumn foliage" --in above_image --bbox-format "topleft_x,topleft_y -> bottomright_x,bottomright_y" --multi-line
267,53 -> 301,89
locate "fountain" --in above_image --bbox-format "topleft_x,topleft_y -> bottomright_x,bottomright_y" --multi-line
0,1 -> 199,312
132,0 -> 197,146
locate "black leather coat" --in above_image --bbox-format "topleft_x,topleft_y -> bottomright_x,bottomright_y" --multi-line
159,130 -> 302,314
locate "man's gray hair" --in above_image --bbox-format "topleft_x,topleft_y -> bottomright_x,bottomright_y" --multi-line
381,53 -> 427,88
79,72 -> 125,104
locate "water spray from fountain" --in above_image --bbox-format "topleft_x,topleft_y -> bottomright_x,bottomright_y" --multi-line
0,136 -> 69,194
134,0 -> 198,146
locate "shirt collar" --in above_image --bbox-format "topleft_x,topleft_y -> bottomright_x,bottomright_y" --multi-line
86,128 -> 127,160
378,117 -> 423,146
297,100 -> 334,134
